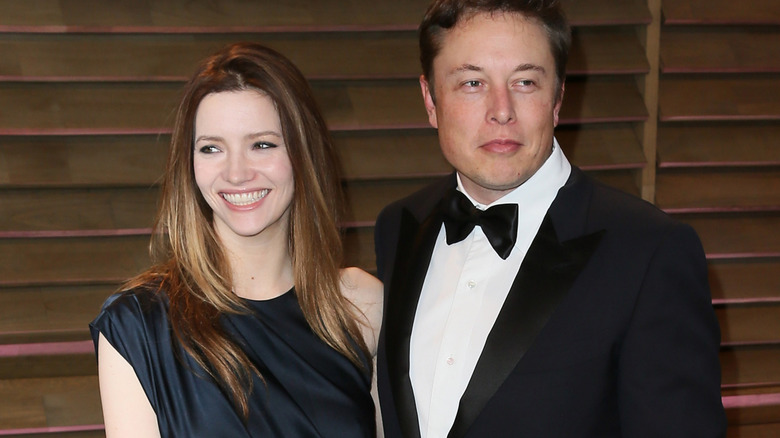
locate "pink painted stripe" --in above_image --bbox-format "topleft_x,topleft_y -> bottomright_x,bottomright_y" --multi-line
665,19 -> 780,26
659,160 -> 780,168
0,75 -> 187,83
0,340 -> 93,358
0,128 -> 171,136
573,18 -> 652,27
720,340 -> 780,349
578,162 -> 645,171
662,205 -> 780,215
330,122 -> 431,131
0,71 -> 652,83
0,124 -> 432,136
661,114 -> 780,122
346,171 -> 450,182
722,392 -> 780,408
0,24 -> 418,34
568,68 -> 650,76
706,252 -> 780,260
0,73 -> 422,83
0,278 -> 124,288
0,228 -> 152,239
0,328 -> 84,338
0,19 -> 650,34
721,381 -> 780,390
712,297 -> 780,306
340,220 -> 375,229
559,115 -> 648,125
345,163 -> 648,177
0,117 -> 648,137
662,67 -> 780,74
0,424 -> 104,436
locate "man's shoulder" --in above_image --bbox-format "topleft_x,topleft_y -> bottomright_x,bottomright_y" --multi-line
567,169 -> 691,241
595,179 -> 672,225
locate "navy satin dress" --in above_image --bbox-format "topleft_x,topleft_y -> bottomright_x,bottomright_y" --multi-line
90,287 -> 375,437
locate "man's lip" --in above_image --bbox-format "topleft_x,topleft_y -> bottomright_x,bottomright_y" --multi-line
480,139 -> 522,151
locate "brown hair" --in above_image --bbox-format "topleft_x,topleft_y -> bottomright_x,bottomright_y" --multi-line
125,42 -> 367,417
419,0 -> 571,99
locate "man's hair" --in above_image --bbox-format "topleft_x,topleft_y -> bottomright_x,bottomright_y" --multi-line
419,0 -> 571,97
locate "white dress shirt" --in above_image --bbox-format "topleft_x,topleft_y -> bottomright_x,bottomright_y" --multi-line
409,139 -> 572,438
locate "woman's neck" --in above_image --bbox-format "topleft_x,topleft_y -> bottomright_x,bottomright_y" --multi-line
220,227 -> 295,301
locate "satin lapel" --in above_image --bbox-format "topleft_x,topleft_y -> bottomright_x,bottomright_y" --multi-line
448,214 -> 605,438
385,207 -> 445,438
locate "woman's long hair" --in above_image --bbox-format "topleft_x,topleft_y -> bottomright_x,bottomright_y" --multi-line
124,42 -> 368,417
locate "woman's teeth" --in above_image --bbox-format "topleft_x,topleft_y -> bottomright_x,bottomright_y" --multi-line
221,189 -> 269,206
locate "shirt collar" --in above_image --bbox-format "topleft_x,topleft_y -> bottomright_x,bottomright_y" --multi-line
456,137 -> 571,211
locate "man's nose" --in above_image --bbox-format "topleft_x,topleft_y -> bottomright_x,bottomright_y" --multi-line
487,87 -> 516,125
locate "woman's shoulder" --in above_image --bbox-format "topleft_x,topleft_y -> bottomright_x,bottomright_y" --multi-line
339,267 -> 383,309
339,267 -> 384,354
91,283 -> 170,342
101,284 -> 167,316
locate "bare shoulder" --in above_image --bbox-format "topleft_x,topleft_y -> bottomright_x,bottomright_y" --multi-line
340,266 -> 382,298
340,267 -> 383,320
340,267 -> 384,354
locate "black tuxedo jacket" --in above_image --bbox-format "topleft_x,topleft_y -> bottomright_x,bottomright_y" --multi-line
374,168 -> 726,438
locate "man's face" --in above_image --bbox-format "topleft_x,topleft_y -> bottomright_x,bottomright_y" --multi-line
421,11 -> 563,205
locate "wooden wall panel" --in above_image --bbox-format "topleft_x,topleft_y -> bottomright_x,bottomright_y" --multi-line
0,0 -> 776,434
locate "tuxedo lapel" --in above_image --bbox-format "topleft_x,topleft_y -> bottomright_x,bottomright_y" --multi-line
448,213 -> 605,438
385,205 -> 445,438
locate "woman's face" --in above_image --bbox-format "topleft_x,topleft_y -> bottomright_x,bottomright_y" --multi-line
192,90 -> 294,242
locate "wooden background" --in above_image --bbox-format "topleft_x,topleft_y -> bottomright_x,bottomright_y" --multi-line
0,0 -> 778,436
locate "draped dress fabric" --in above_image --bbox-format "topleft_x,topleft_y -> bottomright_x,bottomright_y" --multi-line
90,287 -> 374,437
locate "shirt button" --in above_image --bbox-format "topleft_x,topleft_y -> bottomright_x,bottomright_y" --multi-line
467,280 -> 477,289
446,356 -> 455,365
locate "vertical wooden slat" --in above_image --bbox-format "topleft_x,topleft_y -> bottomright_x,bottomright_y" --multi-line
635,0 -> 661,202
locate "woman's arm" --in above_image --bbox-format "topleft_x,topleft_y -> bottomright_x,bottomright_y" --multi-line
340,267 -> 384,356
97,334 -> 161,438
340,267 -> 385,437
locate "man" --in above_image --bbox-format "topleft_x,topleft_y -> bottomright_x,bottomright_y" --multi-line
373,1 -> 727,437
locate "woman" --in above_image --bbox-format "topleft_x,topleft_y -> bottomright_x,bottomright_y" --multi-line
90,42 -> 383,437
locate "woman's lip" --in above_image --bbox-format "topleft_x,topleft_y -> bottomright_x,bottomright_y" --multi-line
220,189 -> 269,207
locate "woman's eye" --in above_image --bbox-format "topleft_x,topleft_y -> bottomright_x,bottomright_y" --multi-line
253,141 -> 278,149
198,145 -> 220,153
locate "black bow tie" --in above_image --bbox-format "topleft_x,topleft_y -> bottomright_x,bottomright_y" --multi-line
441,189 -> 519,259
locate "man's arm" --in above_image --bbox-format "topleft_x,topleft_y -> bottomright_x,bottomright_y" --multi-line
617,222 -> 726,437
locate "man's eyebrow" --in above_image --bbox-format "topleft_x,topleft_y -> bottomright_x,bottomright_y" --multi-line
448,63 -> 547,76
514,63 -> 546,74
453,63 -> 482,74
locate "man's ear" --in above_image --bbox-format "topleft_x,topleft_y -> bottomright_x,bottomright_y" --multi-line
553,81 -> 565,128
420,75 -> 438,128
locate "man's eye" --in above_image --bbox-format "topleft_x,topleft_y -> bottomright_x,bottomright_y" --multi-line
464,80 -> 482,88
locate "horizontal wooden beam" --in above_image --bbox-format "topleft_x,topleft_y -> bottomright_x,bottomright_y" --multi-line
0,0 -> 651,33
0,78 -> 648,135
0,27 -> 649,82
663,0 -> 780,25
661,27 -> 780,74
